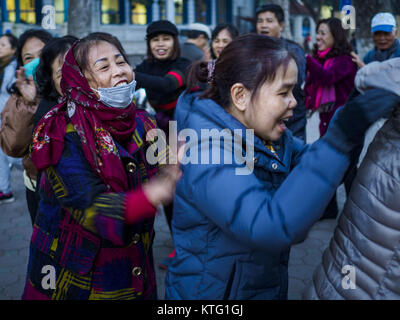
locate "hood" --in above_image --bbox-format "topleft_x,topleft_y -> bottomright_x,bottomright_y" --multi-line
355,58 -> 400,96
355,58 -> 400,130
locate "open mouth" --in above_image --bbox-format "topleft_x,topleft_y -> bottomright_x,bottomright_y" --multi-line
278,117 -> 291,131
114,80 -> 128,87
156,49 -> 168,56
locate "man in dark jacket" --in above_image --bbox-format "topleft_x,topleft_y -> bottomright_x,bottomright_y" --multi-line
256,4 -> 307,141
181,23 -> 211,63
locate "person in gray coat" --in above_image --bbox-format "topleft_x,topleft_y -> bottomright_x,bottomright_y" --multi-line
304,58 -> 400,299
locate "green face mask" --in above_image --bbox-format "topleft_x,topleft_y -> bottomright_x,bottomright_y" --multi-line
24,58 -> 40,81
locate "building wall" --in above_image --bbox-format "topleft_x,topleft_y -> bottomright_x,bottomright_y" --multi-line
1,0 -> 255,60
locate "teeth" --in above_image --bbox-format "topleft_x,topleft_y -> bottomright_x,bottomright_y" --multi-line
115,82 -> 127,87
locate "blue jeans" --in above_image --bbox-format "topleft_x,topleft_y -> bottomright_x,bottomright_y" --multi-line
0,148 -> 21,194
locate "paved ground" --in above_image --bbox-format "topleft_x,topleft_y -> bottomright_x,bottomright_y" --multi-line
0,113 -> 346,300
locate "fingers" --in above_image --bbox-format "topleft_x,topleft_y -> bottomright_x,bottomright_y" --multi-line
158,164 -> 182,183
15,68 -> 26,86
143,164 -> 182,207
16,66 -> 26,77
350,52 -> 365,68
26,75 -> 35,87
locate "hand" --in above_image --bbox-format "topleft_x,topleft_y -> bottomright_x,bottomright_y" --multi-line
323,88 -> 400,154
202,45 -> 212,62
15,67 -> 37,104
351,51 -> 365,69
142,163 -> 182,207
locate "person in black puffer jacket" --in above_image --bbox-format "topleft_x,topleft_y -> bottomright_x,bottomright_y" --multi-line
135,20 -> 191,268
135,20 -> 191,139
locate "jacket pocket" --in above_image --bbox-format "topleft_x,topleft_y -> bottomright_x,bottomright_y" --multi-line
223,261 -> 243,300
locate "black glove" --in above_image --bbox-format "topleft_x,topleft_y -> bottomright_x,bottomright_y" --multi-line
323,88 -> 400,155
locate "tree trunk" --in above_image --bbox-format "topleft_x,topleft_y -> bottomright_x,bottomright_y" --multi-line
302,0 -> 323,24
282,0 -> 293,40
68,0 -> 93,38
265,0 -> 293,40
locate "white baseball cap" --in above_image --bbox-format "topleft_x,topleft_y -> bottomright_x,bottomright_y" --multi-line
371,12 -> 397,33
187,23 -> 211,39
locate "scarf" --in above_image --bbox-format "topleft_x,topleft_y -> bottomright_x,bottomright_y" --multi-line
311,48 -> 336,112
374,39 -> 400,62
31,43 -> 137,192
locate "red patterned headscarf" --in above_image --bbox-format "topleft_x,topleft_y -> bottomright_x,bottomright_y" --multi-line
31,42 -> 136,192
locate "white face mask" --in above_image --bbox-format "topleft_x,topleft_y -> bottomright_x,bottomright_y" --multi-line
92,80 -> 137,109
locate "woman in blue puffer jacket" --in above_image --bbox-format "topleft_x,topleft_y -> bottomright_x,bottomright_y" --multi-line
164,34 -> 400,300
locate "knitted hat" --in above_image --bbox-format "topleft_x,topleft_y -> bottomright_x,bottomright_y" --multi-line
146,20 -> 179,40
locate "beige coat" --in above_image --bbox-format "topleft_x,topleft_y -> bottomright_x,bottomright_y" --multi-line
0,94 -> 38,181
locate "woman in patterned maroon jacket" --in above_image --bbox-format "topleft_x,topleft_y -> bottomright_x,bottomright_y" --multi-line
21,32 -> 181,300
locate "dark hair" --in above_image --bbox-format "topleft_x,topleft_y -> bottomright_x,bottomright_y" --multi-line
211,23 -> 239,59
256,4 -> 284,23
212,24 -> 239,41
187,34 -> 294,109
1,34 -> 18,55
187,30 -> 208,39
35,36 -> 78,100
16,29 -> 53,66
8,29 -> 53,96
146,34 -> 181,62
312,18 -> 353,59
74,32 -> 130,73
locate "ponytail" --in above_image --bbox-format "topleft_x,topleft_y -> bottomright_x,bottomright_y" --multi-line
186,59 -> 222,105
186,60 -> 209,91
